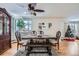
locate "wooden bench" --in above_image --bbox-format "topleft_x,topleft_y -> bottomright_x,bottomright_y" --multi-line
26,42 -> 52,56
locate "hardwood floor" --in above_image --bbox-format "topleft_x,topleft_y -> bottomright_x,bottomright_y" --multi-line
0,43 -> 17,56
56,40 -> 79,56
1,40 -> 79,56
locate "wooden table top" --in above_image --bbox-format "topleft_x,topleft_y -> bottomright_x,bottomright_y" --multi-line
22,35 -> 56,39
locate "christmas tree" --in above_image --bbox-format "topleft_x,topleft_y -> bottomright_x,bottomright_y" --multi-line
65,25 -> 74,37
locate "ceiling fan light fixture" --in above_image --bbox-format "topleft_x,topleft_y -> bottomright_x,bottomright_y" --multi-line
33,12 -> 36,16
28,3 -> 45,16
30,10 -> 36,16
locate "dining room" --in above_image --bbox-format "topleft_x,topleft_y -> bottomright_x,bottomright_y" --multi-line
0,3 -> 79,56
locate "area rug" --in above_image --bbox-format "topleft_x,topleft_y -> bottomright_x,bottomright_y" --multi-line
14,47 -> 58,56
64,38 -> 75,42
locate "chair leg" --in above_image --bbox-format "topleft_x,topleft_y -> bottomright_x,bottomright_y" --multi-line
25,45 -> 27,50
20,45 -> 22,48
57,44 -> 61,53
17,44 -> 19,50
26,46 -> 31,56
58,44 -> 59,50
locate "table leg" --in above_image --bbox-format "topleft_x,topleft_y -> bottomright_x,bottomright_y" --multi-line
46,39 -> 52,56
48,47 -> 52,56
30,39 -> 33,43
26,46 -> 32,56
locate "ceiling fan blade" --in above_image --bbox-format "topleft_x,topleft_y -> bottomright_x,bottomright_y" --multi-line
34,9 -> 45,12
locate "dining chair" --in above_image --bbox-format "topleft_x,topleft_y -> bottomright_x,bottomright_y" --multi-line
50,31 -> 61,50
32,31 -> 37,36
15,31 -> 29,50
56,31 -> 61,50
38,31 -> 46,43
39,31 -> 44,35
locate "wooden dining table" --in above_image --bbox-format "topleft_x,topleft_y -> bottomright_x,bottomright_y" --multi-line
22,35 -> 56,41
21,35 -> 57,56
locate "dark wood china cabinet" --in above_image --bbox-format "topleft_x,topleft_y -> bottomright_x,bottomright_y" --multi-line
0,8 -> 11,54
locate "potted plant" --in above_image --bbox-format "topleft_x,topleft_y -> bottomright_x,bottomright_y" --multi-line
17,18 -> 25,31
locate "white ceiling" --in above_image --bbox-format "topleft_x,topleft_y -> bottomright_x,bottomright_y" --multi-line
0,3 -> 79,19
0,3 -> 30,17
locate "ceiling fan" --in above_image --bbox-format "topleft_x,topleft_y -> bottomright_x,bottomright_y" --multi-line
28,3 -> 45,16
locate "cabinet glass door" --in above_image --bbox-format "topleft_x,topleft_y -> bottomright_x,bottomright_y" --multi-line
4,14 -> 9,34
0,16 -> 3,35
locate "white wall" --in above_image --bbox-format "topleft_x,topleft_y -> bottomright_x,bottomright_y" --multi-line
32,17 -> 66,38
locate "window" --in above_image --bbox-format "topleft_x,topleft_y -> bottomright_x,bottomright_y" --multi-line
69,23 -> 75,33
69,22 -> 78,36
16,17 -> 32,31
24,20 -> 32,30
